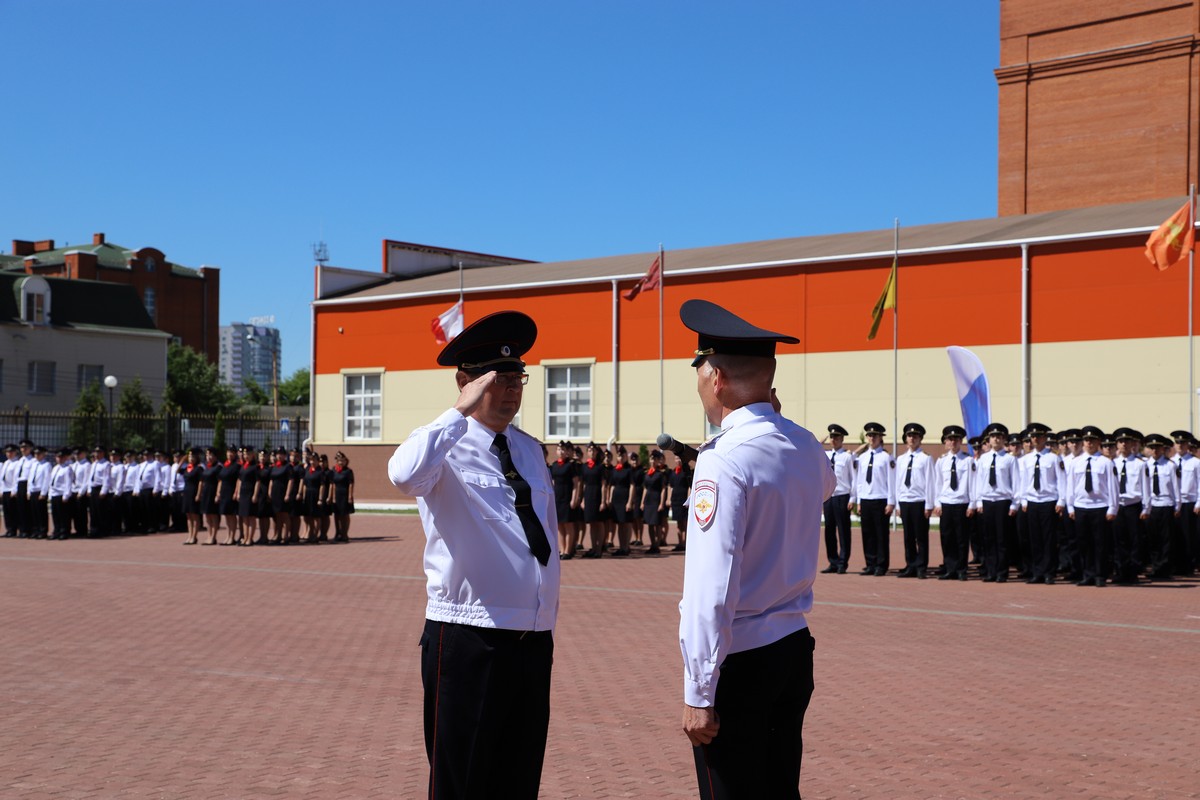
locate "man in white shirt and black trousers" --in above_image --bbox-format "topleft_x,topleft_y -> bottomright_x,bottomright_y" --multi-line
677,299 -> 834,800
821,423 -> 856,574
388,311 -> 558,800
894,422 -> 936,579
1066,426 -> 1119,586
1018,422 -> 1065,585
975,422 -> 1018,582
855,422 -> 895,576
933,425 -> 975,580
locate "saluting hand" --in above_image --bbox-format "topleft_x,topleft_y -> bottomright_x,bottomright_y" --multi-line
683,704 -> 719,746
454,371 -> 498,418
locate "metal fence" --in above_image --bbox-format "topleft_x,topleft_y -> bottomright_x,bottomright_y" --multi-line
0,410 -> 309,453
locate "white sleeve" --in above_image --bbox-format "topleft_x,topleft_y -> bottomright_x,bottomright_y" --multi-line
387,409 -> 468,497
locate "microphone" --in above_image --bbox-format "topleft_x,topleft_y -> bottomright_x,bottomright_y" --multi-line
657,433 -> 699,464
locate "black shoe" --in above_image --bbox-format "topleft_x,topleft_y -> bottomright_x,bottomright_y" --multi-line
836,565 -> 847,574
820,565 -> 838,574
982,576 -> 996,583
874,568 -> 888,576
1025,576 -> 1043,584
958,572 -> 969,581
646,546 -> 660,554
1095,577 -> 1106,587
916,571 -> 927,579
938,573 -> 956,580
859,568 -> 875,576
995,576 -> 1007,583
672,544 -> 686,552
1075,579 -> 1091,586
896,570 -> 915,578
1044,577 -> 1055,585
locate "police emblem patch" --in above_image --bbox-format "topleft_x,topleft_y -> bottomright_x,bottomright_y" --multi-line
692,479 -> 717,528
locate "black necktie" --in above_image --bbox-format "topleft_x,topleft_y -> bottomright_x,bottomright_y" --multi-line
904,455 -> 913,488
1033,455 -> 1041,491
1153,463 -> 1160,496
830,452 -> 837,472
493,434 -> 550,566
866,452 -> 874,485
1177,459 -> 1183,479
1119,461 -> 1127,494
949,456 -> 958,491
989,454 -> 997,488
1085,457 -> 1093,493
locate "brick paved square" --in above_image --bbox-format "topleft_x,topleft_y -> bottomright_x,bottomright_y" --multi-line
2,517 -> 1198,798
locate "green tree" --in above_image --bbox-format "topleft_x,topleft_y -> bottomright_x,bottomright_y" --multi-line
113,377 -> 162,451
242,377 -> 271,407
69,380 -> 107,447
165,342 -> 238,415
213,411 -> 227,453
277,367 -> 310,406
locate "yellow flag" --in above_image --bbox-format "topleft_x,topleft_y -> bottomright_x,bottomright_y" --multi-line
867,258 -> 897,340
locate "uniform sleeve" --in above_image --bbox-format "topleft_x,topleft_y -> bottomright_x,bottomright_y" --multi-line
1006,457 -> 1019,502
1055,457 -> 1066,507
1065,461 -> 1076,515
678,450 -> 746,708
387,408 -> 469,497
848,457 -> 858,504
973,459 -> 983,510
923,455 -> 936,510
1104,460 -> 1118,517
887,458 -> 897,507
1139,461 -> 1150,509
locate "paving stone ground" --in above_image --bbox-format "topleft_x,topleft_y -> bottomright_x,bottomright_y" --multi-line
2,515 -> 1198,799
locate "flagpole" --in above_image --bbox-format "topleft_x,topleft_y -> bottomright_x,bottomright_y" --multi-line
658,244 -> 665,434
893,219 -> 899,465
1190,185 -> 1195,431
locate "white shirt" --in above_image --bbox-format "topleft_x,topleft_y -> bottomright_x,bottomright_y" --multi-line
678,403 -> 835,708
111,462 -> 129,494
0,457 -> 19,492
1019,448 -> 1065,507
855,447 -> 895,504
826,448 -> 857,502
975,451 -> 1018,507
1179,454 -> 1200,502
388,408 -> 559,633
49,463 -> 74,499
73,459 -> 91,497
29,458 -> 50,494
894,448 -> 936,509
1148,457 -> 1182,511
1113,454 -> 1151,508
935,451 -> 975,507
156,461 -> 171,493
17,454 -> 36,482
88,459 -> 112,494
1066,452 -> 1118,515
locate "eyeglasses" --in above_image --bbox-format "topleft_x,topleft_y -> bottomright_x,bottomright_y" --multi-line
493,373 -> 529,388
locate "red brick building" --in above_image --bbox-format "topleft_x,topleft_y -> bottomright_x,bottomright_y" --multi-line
1,233 -> 220,361
998,0 -> 1200,215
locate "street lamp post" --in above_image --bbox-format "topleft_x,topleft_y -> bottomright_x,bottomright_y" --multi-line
104,374 -> 118,445
247,333 -> 279,422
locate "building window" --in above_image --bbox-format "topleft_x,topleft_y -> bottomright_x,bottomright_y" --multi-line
144,288 -> 157,321
545,365 -> 591,438
20,276 -> 51,325
145,256 -> 157,272
28,361 -> 56,395
344,374 -> 382,440
78,364 -> 104,392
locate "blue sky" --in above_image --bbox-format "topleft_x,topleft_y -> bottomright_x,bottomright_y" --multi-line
1,0 -> 1000,375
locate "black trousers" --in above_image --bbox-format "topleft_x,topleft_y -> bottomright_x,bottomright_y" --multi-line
1147,506 -> 1176,577
1074,506 -> 1111,582
822,494 -> 852,568
73,493 -> 89,534
51,496 -> 70,535
420,620 -> 552,800
89,489 -> 109,535
1014,506 -> 1030,576
980,500 -> 1012,579
693,627 -> 814,800
1025,501 -> 1060,580
29,492 -> 48,535
898,501 -> 929,572
1112,503 -> 1143,582
1183,506 -> 1200,574
939,503 -> 969,577
858,499 -> 889,571
15,481 -> 29,534
1059,512 -> 1081,577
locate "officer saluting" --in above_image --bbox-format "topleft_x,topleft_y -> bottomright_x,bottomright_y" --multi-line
388,311 -> 558,800
677,299 -> 834,800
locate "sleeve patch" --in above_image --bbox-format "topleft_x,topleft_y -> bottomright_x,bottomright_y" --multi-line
692,479 -> 718,529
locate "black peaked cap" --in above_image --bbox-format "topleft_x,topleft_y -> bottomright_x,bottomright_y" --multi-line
680,299 -> 798,368
436,310 -> 537,372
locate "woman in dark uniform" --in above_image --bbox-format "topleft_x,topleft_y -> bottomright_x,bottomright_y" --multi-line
301,451 -> 325,543
628,450 -> 645,546
550,441 -> 581,560
235,448 -> 261,546
181,448 -> 203,545
330,451 -> 355,542
607,445 -> 633,557
217,445 -> 241,545
267,448 -> 291,544
254,449 -> 272,545
601,448 -> 616,551
286,449 -> 304,544
668,453 -> 694,552
641,449 -> 668,554
579,442 -> 609,558
198,447 -> 223,545
318,454 -> 333,542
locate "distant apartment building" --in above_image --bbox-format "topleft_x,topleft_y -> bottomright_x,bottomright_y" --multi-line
0,232 -> 220,362
219,322 -> 281,396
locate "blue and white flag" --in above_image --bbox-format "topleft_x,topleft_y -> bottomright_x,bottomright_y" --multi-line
946,346 -> 990,441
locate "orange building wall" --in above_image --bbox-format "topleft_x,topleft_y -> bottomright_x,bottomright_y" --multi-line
314,236 -> 1199,375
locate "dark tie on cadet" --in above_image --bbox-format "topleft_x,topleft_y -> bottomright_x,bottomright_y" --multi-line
989,454 -> 997,488
949,457 -> 958,491
1119,461 -> 1127,494
1153,464 -> 1160,496
1033,455 -> 1041,491
866,452 -> 874,484
1085,457 -> 1093,493
904,456 -> 913,488
493,433 -> 550,566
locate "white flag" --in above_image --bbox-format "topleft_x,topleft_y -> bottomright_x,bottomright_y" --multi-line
431,300 -> 464,345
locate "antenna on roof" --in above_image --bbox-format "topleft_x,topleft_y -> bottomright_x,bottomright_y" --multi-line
312,241 -> 329,266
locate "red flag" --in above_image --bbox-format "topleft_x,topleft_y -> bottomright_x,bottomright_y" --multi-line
1145,200 -> 1195,271
622,256 -> 661,301
431,300 -> 463,345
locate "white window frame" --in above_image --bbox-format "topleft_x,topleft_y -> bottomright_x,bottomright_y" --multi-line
78,364 -> 104,392
20,276 -> 51,325
144,287 -> 157,321
545,364 -> 591,439
344,373 -> 382,441
28,361 -> 56,395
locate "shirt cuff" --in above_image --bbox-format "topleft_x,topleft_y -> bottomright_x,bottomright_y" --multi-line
684,678 -> 713,708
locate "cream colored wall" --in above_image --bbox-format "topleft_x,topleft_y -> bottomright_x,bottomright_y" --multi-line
313,336 -> 1200,447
